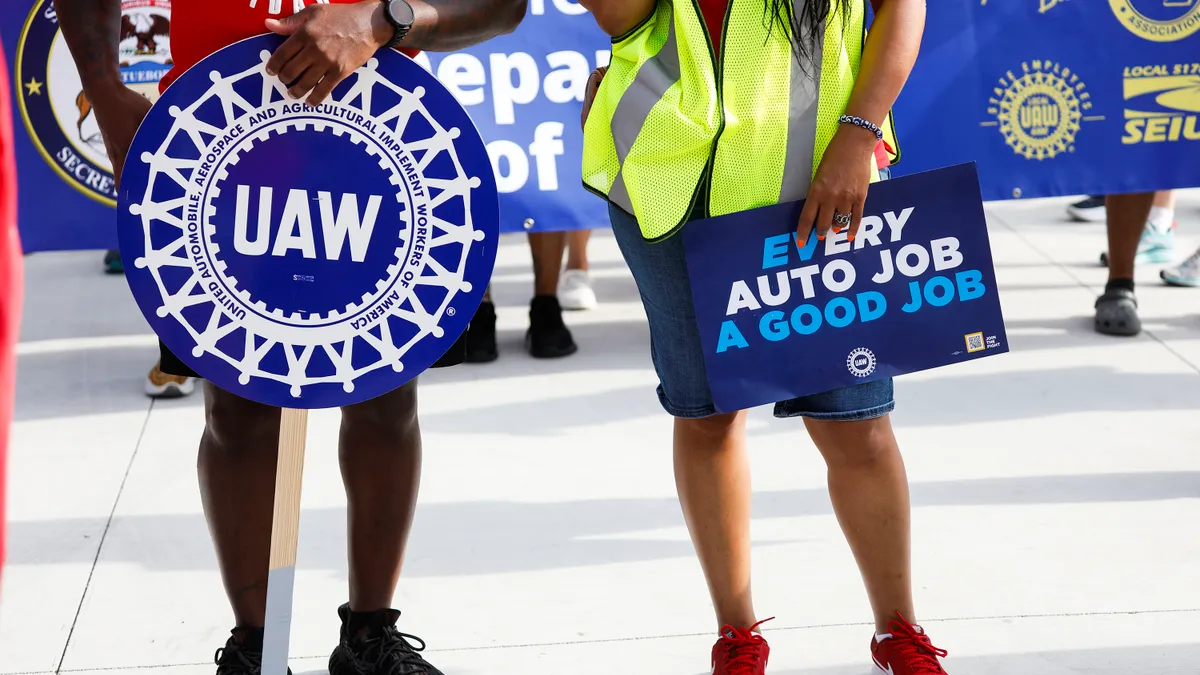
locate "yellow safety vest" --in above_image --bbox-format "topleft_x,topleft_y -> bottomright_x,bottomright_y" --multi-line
583,0 -> 889,242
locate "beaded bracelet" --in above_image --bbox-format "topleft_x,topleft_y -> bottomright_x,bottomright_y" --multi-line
838,114 -> 883,141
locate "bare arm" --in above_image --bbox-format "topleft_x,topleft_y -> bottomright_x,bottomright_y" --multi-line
266,0 -> 527,104
52,0 -> 123,100
844,0 -> 925,131
52,0 -> 151,184
797,0 -> 924,244
404,0 -> 528,51
577,0 -> 655,37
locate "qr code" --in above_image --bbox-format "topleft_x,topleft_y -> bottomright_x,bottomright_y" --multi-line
965,332 -> 985,353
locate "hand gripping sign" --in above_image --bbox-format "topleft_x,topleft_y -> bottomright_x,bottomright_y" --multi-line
116,35 -> 498,674
683,163 -> 1008,413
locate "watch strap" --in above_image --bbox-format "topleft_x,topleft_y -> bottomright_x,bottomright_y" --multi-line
381,0 -> 412,50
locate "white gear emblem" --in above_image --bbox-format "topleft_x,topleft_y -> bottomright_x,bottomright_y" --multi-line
126,50 -> 486,399
846,347 -> 877,378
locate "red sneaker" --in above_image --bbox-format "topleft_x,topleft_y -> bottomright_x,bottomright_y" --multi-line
871,613 -> 948,675
711,618 -> 772,675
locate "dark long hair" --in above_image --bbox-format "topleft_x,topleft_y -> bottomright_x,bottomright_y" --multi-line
764,0 -> 849,68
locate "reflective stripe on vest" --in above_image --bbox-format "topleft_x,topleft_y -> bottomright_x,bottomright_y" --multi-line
583,0 -> 719,236
583,0 -> 876,242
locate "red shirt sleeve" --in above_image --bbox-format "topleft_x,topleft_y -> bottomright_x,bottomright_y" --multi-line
162,0 -> 422,93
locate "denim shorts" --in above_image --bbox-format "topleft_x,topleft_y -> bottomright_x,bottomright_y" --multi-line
608,203 -> 895,421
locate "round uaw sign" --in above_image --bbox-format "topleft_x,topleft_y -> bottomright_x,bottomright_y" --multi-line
117,35 -> 499,409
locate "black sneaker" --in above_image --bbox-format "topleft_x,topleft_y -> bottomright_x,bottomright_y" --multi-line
464,300 -> 498,363
328,604 -> 445,675
1067,195 -> 1106,223
526,295 -> 577,358
1094,288 -> 1141,336
103,249 -> 124,275
213,629 -> 291,675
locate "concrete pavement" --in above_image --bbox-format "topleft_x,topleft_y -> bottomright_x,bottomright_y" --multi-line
3,192 -> 1200,674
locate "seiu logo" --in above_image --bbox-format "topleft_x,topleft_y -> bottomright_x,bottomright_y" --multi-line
233,186 -> 382,262
1121,69 -> 1200,145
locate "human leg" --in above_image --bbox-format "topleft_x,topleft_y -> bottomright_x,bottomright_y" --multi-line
338,381 -> 422,611
609,196 -> 948,672
328,380 -> 443,675
805,415 -> 913,631
1161,198 -> 1200,287
1151,189 -> 1176,215
526,231 -> 576,357
1096,192 -> 1155,336
674,411 -> 758,629
1100,190 -> 1174,268
198,382 -> 282,629
559,228 -> 598,310
607,203 -> 767,674
529,230 -> 566,296
777,387 -> 948,673
566,228 -> 591,271
463,285 -> 498,363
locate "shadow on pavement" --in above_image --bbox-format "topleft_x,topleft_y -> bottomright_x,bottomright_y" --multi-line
14,353 -> 1200,430
6,471 -> 1197,575
419,363 -> 1200,435
758,640 -> 1200,675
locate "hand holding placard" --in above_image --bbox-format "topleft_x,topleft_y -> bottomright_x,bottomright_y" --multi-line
683,163 -> 1008,413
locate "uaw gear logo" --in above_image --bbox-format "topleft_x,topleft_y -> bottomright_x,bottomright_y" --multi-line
985,60 -> 1098,160
1109,0 -> 1200,42
846,348 -> 877,378
1122,64 -> 1200,144
16,0 -> 172,206
117,35 -> 499,408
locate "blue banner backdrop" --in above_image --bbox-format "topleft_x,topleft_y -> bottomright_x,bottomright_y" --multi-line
894,0 -> 1200,201
5,0 -> 1200,253
682,163 -> 1008,413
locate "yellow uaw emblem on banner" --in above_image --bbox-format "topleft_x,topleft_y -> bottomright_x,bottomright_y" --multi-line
1108,0 -> 1200,42
984,60 -> 1101,160
1122,63 -> 1200,143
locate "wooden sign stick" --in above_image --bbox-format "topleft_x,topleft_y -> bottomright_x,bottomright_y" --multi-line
262,407 -> 309,675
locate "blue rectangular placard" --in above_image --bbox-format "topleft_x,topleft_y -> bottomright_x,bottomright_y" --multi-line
682,163 -> 1008,413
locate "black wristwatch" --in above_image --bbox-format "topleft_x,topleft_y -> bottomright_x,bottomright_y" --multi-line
380,0 -> 415,49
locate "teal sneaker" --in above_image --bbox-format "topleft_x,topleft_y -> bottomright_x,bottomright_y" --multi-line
1099,222 -> 1175,267
1161,246 -> 1200,287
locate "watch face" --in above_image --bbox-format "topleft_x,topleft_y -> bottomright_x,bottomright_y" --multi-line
387,0 -> 415,26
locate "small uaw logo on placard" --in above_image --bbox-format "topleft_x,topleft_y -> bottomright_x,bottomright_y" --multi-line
846,347 -> 877,378
117,35 -> 499,408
